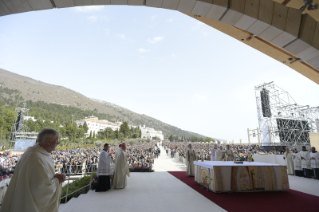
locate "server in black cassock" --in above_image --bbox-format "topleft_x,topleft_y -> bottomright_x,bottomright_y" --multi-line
96,143 -> 113,192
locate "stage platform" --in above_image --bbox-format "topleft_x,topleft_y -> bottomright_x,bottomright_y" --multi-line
59,144 -> 319,212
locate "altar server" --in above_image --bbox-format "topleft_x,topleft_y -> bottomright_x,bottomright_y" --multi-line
113,143 -> 130,189
1,128 -> 65,212
215,146 -> 225,161
293,148 -> 303,176
211,144 -> 218,161
310,147 -> 319,179
225,145 -> 234,161
96,143 -> 113,192
284,147 -> 294,175
186,144 -> 196,177
300,146 -> 312,178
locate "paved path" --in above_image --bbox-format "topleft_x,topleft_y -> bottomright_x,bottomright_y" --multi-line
153,142 -> 186,172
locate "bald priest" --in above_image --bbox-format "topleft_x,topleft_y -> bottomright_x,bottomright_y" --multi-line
1,128 -> 66,212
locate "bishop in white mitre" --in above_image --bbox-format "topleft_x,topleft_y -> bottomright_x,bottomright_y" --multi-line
211,144 -> 218,161
113,143 -> 130,189
310,147 -> 319,179
293,148 -> 303,176
299,146 -> 312,178
1,128 -> 65,212
215,146 -> 225,161
186,144 -> 196,177
225,145 -> 234,161
284,147 -> 294,175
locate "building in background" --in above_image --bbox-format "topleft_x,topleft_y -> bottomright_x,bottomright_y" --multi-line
76,116 -> 120,137
140,125 -> 164,140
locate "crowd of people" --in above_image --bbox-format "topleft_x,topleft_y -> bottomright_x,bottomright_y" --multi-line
0,141 -> 160,177
162,141 -> 273,161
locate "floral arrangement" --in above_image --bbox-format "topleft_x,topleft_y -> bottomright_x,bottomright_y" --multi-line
129,166 -> 154,172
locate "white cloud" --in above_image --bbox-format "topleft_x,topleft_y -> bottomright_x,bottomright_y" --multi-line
147,36 -> 164,44
117,34 -> 126,39
137,48 -> 150,53
87,15 -> 108,22
87,16 -> 98,22
74,6 -> 104,13
151,15 -> 158,21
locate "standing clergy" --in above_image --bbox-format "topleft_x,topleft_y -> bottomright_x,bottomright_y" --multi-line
215,146 -> 225,161
293,148 -> 303,176
284,147 -> 294,175
1,128 -> 66,212
211,144 -> 218,161
96,143 -> 113,192
113,143 -> 130,189
186,144 -> 196,177
300,146 -> 312,178
225,145 -> 234,161
310,147 -> 319,179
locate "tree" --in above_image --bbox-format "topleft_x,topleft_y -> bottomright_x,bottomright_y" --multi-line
89,131 -> 92,138
83,122 -> 89,133
168,135 -> 174,141
93,131 -> 96,139
119,121 -> 130,138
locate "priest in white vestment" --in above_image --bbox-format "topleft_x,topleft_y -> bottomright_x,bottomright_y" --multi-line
96,143 -> 113,192
225,145 -> 234,161
211,144 -> 218,161
284,147 -> 294,175
1,128 -> 66,212
186,144 -> 196,177
310,147 -> 319,179
299,146 -> 312,178
215,146 -> 225,161
113,143 -> 130,189
293,148 -> 303,176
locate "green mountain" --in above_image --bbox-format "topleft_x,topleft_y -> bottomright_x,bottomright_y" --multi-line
0,68 -> 206,139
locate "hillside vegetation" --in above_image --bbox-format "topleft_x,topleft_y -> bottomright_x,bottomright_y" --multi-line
0,68 -> 207,139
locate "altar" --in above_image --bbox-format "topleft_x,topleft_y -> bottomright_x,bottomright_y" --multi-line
194,161 -> 289,193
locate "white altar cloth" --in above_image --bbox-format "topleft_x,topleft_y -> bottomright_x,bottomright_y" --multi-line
194,161 -> 289,193
194,161 -> 280,168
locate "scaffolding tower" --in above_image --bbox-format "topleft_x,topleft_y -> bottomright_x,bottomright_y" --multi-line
255,82 -> 319,147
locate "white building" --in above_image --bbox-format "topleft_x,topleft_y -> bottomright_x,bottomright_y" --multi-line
24,116 -> 37,122
76,116 -> 120,137
140,125 -> 164,140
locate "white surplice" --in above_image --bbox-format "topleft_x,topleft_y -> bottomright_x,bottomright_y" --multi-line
284,152 -> 295,175
310,152 -> 319,168
215,150 -> 225,161
299,150 -> 311,169
97,150 -> 113,176
211,148 -> 217,161
113,149 -> 130,189
186,149 -> 196,176
0,145 -> 61,212
293,152 -> 302,171
225,149 -> 234,161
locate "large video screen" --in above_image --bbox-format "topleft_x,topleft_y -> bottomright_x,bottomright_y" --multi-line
14,139 -> 36,151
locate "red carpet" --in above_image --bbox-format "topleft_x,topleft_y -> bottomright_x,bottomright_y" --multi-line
168,171 -> 319,212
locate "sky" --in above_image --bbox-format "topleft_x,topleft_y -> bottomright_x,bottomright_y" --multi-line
0,5 -> 319,142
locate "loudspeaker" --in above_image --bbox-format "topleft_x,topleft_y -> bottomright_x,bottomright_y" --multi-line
260,88 -> 271,118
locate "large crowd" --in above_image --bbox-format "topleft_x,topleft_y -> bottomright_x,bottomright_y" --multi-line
0,141 -> 160,177
162,141 -> 287,161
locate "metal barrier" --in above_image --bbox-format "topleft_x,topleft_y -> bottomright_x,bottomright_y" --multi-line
56,164 -> 98,176
60,164 -> 97,204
